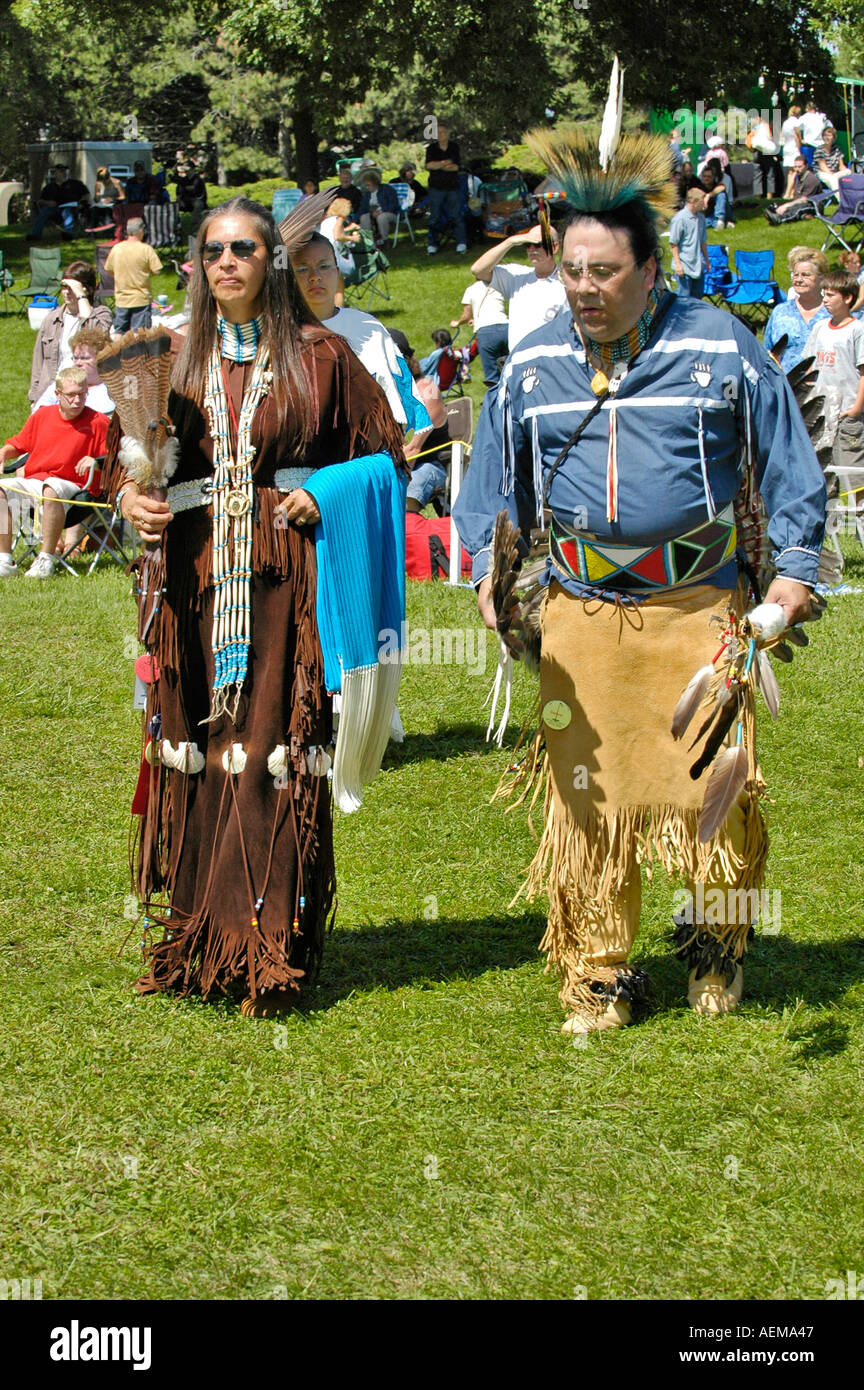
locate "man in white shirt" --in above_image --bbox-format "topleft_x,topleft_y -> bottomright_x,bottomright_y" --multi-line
450,279 -> 509,386
799,102 -> 828,166
470,224 -> 567,352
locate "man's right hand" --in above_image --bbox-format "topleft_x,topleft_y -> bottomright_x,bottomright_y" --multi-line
477,575 -> 498,631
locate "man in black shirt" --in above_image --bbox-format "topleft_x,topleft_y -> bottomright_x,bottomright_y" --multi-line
425,122 -> 466,255
27,165 -> 90,240
326,165 -> 363,217
765,154 -> 826,223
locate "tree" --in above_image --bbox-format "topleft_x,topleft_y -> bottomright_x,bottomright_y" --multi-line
556,0 -> 835,111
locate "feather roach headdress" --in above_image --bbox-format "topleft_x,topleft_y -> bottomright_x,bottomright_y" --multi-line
525,57 -> 677,225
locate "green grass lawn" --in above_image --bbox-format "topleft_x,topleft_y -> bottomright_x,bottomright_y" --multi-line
1,193 -> 863,1302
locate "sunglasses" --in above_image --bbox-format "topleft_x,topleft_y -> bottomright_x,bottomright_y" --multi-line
201,239 -> 262,264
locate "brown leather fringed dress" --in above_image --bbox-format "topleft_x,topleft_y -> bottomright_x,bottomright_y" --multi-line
112,327 -> 403,1002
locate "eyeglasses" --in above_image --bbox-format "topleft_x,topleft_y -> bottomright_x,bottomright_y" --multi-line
58,389 -> 86,400
201,239 -> 262,263
292,261 -> 338,277
560,261 -> 633,286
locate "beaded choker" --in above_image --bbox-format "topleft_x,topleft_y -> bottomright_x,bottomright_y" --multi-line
217,315 -> 263,363
586,285 -> 664,367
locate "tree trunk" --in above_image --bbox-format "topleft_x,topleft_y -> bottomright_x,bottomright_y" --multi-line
292,105 -> 319,184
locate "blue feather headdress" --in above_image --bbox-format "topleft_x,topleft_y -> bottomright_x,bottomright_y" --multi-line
526,57 -> 676,224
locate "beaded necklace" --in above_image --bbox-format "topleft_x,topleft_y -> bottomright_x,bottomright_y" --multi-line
585,285 -> 664,393
202,338 -> 272,721
217,315 -> 262,363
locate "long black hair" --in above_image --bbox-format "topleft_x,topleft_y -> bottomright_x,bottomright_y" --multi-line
174,197 -> 318,450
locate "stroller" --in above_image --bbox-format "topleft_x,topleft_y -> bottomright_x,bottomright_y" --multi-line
479,168 -> 534,240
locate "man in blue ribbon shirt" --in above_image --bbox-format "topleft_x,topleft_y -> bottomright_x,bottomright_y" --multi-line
454,165 -> 826,1036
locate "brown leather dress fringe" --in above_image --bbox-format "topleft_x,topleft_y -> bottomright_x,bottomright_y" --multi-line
108,328 -> 402,1001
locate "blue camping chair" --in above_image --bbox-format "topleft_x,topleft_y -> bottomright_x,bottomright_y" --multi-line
814,174 -> 864,254
721,250 -> 784,331
703,244 -> 735,304
271,188 -> 304,222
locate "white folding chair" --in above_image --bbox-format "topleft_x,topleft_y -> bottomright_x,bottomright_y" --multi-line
390,183 -> 415,247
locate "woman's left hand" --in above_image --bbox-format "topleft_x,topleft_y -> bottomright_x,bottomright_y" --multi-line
274,488 -> 321,526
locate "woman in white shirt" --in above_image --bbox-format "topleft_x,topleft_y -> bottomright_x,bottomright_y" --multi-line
320,197 -> 361,280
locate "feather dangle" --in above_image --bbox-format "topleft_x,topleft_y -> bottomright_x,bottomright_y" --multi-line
698,741 -> 748,843
671,664 -> 715,740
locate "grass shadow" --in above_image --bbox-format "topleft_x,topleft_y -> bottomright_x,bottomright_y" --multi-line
634,933 -> 864,1022
382,721 -> 526,767
303,911 -> 547,1010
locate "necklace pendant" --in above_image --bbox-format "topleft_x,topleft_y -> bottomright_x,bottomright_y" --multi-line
225,488 -> 251,518
590,368 -> 610,396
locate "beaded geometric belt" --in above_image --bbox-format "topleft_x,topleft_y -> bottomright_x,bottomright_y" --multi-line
166,467 -> 316,514
549,500 -> 738,592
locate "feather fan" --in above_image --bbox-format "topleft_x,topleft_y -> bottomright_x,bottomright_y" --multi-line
277,189 -> 336,254
96,328 -> 178,490
524,127 -> 677,222
698,743 -> 748,843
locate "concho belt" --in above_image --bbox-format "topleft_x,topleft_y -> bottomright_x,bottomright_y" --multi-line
550,501 -> 738,592
167,467 -> 316,514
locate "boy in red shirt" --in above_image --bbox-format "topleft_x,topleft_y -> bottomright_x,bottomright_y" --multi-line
0,366 -> 108,579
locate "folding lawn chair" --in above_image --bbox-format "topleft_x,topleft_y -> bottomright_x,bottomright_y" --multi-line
0,249 -> 14,313
480,172 -> 534,240
93,244 -> 114,308
343,231 -> 390,307
112,200 -> 145,242
7,246 -> 62,315
720,249 -> 783,331
144,201 -> 181,249
390,183 -> 415,247
271,188 -> 304,222
702,244 -> 735,305
55,485 -> 132,577
814,174 -> 864,254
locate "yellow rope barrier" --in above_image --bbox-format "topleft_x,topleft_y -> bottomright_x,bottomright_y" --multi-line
406,440 -> 473,463
1,482 -> 117,511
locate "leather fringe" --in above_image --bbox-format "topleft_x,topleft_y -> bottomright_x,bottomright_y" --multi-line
514,784 -> 767,1017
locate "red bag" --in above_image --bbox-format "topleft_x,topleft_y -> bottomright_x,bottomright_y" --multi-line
405,511 -> 472,580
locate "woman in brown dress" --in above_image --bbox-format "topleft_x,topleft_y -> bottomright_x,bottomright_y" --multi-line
111,198 -> 403,1016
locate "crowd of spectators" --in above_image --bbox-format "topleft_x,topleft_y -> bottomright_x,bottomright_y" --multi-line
7,106 -> 862,581
26,151 -> 209,241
